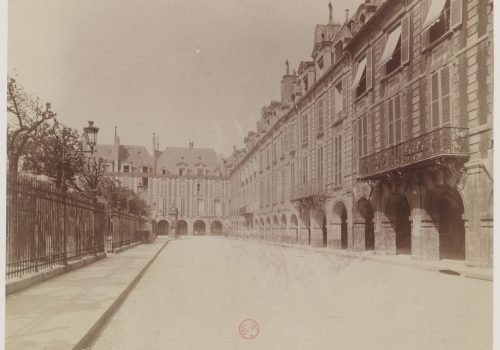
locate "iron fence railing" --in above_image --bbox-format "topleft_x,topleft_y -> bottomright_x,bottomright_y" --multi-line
6,175 -> 106,278
359,126 -> 469,179
6,175 -> 147,278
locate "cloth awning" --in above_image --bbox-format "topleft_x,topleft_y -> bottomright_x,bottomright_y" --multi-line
422,0 -> 447,30
380,26 -> 402,64
352,57 -> 367,88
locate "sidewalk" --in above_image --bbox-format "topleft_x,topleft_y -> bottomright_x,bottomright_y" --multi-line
5,236 -> 169,350
228,237 -> 493,281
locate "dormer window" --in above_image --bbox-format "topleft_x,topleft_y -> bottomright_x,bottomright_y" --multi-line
197,168 -> 204,176
123,165 -> 130,173
179,168 -> 185,176
303,76 -> 309,91
161,169 -> 167,175
142,166 -> 148,174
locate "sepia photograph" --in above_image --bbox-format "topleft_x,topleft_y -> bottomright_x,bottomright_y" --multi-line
1,0 -> 497,349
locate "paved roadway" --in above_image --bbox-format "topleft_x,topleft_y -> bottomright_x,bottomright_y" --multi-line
92,236 -> 492,350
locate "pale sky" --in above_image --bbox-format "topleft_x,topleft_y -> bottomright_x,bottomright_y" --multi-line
8,0 -> 363,157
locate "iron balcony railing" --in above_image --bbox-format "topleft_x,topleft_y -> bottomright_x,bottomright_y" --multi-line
359,126 -> 469,179
239,204 -> 256,215
291,178 -> 327,201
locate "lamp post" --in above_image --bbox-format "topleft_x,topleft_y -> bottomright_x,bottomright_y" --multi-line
83,121 -> 99,154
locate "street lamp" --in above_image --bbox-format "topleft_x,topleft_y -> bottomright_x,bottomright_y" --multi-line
83,121 -> 99,154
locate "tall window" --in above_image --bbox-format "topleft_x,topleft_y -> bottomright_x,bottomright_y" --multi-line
317,99 -> 324,136
197,199 -> 204,216
266,148 -> 270,168
429,0 -> 450,44
333,135 -> 342,186
358,115 -> 368,157
384,26 -> 402,75
281,168 -> 285,202
334,82 -> 343,121
289,122 -> 296,153
354,57 -> 367,97
290,162 -> 295,198
272,142 -> 277,163
301,114 -> 309,146
388,94 -> 403,145
431,66 -> 451,128
317,147 -> 323,189
302,156 -> 308,184
259,154 -> 263,172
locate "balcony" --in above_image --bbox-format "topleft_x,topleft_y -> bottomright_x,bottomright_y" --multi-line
290,178 -> 328,209
359,126 -> 469,179
239,204 -> 256,216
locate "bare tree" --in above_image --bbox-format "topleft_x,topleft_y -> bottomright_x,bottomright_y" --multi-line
6,77 -> 56,177
23,119 -> 86,190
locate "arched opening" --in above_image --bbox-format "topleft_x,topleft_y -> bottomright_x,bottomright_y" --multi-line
290,214 -> 299,243
358,198 -> 374,250
193,220 -> 206,235
427,187 -> 465,260
272,215 -> 279,240
211,220 -> 223,235
300,210 -> 311,245
386,193 -> 411,255
177,220 -> 188,236
281,214 -> 287,227
315,209 -> 328,248
157,220 -> 169,236
333,202 -> 348,249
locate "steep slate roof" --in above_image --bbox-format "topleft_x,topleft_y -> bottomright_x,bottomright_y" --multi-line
119,145 -> 153,168
94,144 -> 153,169
94,144 -> 115,161
156,147 -> 223,173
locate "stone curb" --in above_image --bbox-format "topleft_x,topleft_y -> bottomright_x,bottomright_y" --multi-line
113,241 -> 142,254
73,238 -> 170,350
228,237 -> 493,282
5,253 -> 107,296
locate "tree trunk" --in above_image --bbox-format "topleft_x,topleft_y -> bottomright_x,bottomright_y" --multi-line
8,157 -> 19,178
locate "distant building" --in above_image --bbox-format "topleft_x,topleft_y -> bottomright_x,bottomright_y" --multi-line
95,131 -> 230,236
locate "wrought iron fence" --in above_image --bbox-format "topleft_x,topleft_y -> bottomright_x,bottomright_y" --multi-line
6,175 -> 106,278
109,211 -> 142,250
359,126 -> 469,179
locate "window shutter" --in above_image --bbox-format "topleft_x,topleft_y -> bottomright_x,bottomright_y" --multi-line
338,135 -> 342,184
401,14 -> 411,65
366,47 -> 373,90
431,71 -> 440,128
380,103 -> 386,148
342,76 -> 348,117
395,95 -> 402,143
388,99 -> 394,145
358,119 -> 362,158
440,66 -> 451,125
450,0 -> 463,30
421,0 -> 430,49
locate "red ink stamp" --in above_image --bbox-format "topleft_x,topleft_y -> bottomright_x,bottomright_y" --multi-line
239,319 -> 259,339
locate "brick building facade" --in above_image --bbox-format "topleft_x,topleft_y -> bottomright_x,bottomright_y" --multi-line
227,0 -> 493,267
95,132 -> 231,236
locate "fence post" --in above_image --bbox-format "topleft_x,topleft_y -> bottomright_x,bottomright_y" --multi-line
63,194 -> 68,265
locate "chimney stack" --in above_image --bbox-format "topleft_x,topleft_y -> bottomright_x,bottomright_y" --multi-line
328,2 -> 333,23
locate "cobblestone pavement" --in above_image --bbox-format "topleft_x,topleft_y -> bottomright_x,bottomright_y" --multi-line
92,236 -> 492,350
